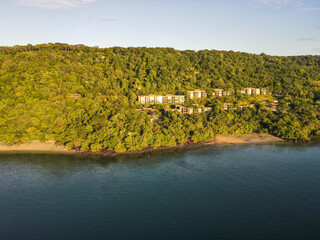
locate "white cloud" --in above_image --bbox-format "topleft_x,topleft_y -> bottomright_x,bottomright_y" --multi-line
261,0 -> 291,5
18,0 -> 96,9
300,7 -> 320,11
261,0 -> 320,12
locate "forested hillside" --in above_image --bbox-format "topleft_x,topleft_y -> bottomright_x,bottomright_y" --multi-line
1,43 -> 320,152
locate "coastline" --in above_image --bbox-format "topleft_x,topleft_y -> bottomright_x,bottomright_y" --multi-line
95,133 -> 285,157
214,133 -> 285,144
0,141 -> 74,153
0,133 -> 284,156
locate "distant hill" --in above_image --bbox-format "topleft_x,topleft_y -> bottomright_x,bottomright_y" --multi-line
0,43 -> 319,152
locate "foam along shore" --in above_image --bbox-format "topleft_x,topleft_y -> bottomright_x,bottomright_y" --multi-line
214,133 -> 284,144
0,140 -> 73,153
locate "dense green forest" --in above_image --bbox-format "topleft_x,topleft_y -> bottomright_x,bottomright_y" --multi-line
0,43 -> 320,152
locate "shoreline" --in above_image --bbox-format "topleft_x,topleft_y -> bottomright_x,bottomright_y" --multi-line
214,133 -> 285,144
89,133 -> 286,157
0,133 -> 285,156
0,141 -> 74,153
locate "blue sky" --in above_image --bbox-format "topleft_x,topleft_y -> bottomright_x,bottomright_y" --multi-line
0,0 -> 319,56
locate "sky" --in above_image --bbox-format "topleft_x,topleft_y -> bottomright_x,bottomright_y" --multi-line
0,0 -> 320,56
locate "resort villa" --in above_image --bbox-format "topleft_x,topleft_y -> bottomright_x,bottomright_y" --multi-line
240,88 -> 271,95
186,89 -> 207,99
138,87 -> 274,114
138,94 -> 185,104
213,89 -> 232,97
174,105 -> 212,115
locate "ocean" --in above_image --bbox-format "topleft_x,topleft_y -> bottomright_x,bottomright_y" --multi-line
1,144 -> 320,240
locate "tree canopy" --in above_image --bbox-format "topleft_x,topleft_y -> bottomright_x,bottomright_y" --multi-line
0,43 -> 319,152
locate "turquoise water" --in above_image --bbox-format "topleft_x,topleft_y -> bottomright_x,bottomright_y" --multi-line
1,144 -> 320,240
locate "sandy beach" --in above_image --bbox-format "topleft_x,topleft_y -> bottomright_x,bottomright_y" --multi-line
0,141 -> 73,153
215,133 -> 284,144
0,134 -> 284,154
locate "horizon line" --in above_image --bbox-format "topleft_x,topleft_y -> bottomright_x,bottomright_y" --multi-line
0,42 -> 319,57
